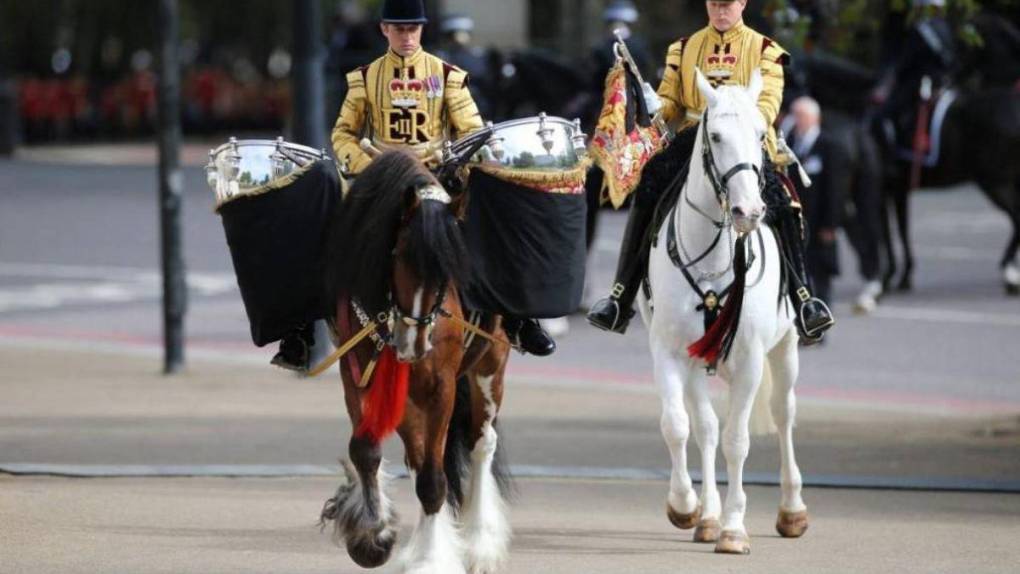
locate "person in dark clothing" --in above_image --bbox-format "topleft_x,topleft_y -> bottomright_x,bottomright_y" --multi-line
585,1 -> 654,130
436,14 -> 496,119
786,96 -> 843,306
870,0 -> 957,149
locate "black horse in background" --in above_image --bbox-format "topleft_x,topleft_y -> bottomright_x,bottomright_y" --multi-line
487,48 -> 593,123
785,52 -> 887,308
789,12 -> 1020,297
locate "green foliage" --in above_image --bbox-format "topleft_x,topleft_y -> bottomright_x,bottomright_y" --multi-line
768,0 -> 1019,63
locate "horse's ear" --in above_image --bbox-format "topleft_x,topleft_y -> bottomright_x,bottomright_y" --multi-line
694,68 -> 719,108
748,68 -> 764,102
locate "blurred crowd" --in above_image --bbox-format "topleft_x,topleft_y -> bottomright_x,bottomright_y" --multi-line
14,51 -> 292,143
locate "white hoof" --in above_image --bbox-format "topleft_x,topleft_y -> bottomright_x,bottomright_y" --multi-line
852,280 -> 883,314
1005,263 -> 1020,295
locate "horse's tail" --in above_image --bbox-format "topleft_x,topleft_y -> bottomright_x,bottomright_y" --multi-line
353,347 -> 411,444
444,375 -> 514,511
748,362 -> 777,436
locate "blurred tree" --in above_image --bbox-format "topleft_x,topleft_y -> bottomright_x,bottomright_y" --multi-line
764,0 -> 1019,65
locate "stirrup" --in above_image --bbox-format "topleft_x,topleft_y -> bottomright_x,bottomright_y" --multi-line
797,295 -> 835,342
586,297 -> 634,334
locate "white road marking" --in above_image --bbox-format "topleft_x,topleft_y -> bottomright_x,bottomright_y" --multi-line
870,305 -> 1020,328
0,262 -> 236,313
1,463 -> 1017,493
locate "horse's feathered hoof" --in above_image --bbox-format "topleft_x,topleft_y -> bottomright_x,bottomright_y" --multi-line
776,509 -> 809,538
346,527 -> 397,568
714,530 -> 751,555
693,517 -> 721,543
666,503 -> 701,530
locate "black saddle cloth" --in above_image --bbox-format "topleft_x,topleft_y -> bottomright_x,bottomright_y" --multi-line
461,169 -> 588,318
640,127 -> 791,242
218,160 -> 340,346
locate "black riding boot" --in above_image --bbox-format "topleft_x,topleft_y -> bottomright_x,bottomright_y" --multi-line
777,212 -> 835,343
586,198 -> 657,334
503,317 -> 556,356
271,322 -> 315,372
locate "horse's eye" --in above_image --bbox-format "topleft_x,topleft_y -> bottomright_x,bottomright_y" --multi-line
711,132 -> 722,144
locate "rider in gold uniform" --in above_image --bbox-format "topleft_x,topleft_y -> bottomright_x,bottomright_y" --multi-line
587,0 -> 834,342
327,0 -> 556,357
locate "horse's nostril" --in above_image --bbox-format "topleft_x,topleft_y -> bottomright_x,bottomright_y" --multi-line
731,206 -> 746,218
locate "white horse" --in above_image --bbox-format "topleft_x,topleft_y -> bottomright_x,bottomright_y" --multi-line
638,69 -> 808,555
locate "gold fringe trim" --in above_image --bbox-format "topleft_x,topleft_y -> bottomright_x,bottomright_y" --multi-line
473,159 -> 591,194
214,162 -> 316,212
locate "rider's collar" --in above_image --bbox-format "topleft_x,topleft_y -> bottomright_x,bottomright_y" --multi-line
386,48 -> 425,68
709,20 -> 746,43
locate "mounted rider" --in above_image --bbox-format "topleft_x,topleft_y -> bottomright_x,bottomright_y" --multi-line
329,0 -> 557,357
587,0 -> 835,343
870,0 -> 957,153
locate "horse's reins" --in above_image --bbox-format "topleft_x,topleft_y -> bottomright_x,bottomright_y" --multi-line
308,184 -> 511,379
662,112 -> 768,372
667,115 -> 765,280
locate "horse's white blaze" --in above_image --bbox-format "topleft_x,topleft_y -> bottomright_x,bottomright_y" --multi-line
399,505 -> 466,574
462,374 -> 509,574
397,287 -> 425,362
642,78 -> 804,546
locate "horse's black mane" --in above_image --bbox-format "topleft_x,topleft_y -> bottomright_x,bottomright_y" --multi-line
324,150 -> 468,316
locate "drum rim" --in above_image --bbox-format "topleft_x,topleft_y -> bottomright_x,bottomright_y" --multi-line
489,115 -> 577,132
209,139 -> 327,160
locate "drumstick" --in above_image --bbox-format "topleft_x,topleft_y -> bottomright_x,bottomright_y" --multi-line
360,138 -> 383,158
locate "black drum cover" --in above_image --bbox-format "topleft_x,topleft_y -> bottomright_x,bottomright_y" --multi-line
462,169 -> 587,318
218,160 -> 340,346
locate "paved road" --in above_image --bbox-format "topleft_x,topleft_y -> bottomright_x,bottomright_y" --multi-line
2,347 -> 1020,573
4,475 -> 1019,574
1,151 -> 1018,414
2,146 -> 1020,572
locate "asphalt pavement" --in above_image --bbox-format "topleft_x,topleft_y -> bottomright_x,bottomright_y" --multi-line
2,145 -> 1020,572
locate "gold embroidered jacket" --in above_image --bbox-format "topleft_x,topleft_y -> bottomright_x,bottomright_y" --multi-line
656,21 -> 790,161
331,48 -> 484,175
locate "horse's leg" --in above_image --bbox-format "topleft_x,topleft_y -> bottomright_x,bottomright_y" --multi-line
399,368 -> 466,574
892,183 -> 914,291
999,187 -> 1020,296
880,182 -> 899,292
715,345 -> 765,555
684,364 -> 723,543
767,330 -> 809,538
461,346 -> 511,574
650,342 -> 701,534
320,378 -> 398,568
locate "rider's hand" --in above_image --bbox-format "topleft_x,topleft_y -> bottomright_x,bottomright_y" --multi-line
818,228 -> 837,244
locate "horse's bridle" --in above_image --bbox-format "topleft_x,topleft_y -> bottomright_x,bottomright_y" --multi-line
387,183 -> 455,342
698,112 -> 765,218
390,281 -> 448,332
670,111 -> 767,283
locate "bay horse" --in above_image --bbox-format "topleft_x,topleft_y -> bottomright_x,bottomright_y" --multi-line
639,69 -> 806,555
320,150 -> 512,574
